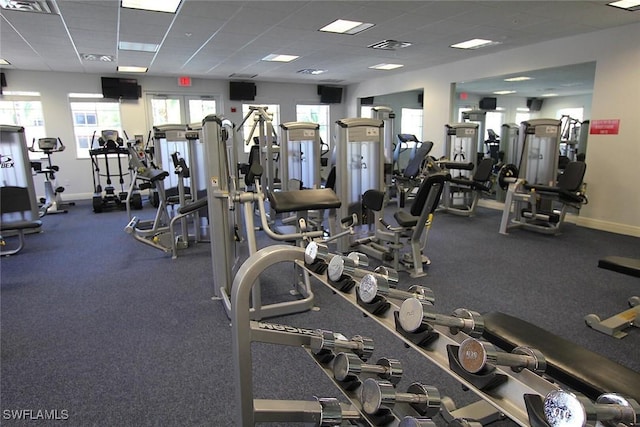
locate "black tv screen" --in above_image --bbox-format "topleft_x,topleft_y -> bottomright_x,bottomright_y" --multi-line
229,81 -> 256,101
318,85 -> 342,104
119,78 -> 140,99
101,77 -> 140,100
479,97 -> 497,110
527,98 -> 544,111
101,77 -> 120,99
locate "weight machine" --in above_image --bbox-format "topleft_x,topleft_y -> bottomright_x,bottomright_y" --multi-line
461,109 -> 486,161
499,119 -> 588,235
238,106 -> 280,194
28,137 -> 75,216
438,123 -> 480,214
333,118 -> 385,254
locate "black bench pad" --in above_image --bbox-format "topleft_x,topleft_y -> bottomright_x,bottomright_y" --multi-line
268,188 -> 341,214
482,311 -> 640,402
1,219 -> 42,231
598,256 -> 640,278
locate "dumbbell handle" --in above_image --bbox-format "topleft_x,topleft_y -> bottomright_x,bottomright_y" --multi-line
385,285 -> 433,302
459,339 -> 546,373
395,392 -> 430,404
423,311 -> 472,330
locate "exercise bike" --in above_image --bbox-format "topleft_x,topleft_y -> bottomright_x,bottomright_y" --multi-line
29,137 -> 75,217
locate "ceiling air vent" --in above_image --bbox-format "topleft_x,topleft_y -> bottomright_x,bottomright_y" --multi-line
368,40 -> 412,50
0,0 -> 57,13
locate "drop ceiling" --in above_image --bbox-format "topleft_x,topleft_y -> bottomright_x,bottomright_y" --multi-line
0,1 -> 638,86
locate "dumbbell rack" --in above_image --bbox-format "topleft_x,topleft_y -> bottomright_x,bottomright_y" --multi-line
230,245 -> 561,426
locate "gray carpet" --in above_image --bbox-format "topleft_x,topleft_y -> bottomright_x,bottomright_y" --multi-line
1,199 -> 638,426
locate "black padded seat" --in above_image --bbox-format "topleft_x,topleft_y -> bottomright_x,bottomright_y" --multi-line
482,311 -> 640,402
0,219 -> 42,232
448,158 -> 495,192
394,210 -> 419,227
598,256 -> 640,278
177,197 -> 207,215
525,161 -> 586,194
440,161 -> 475,171
268,188 -> 341,214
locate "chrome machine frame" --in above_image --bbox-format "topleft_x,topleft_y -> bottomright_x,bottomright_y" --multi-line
279,121 -> 322,190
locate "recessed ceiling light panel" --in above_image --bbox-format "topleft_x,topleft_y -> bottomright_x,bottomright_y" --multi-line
369,63 -> 404,70
121,0 -> 181,13
0,58 -> 11,65
319,19 -> 374,35
608,0 -> 640,11
117,65 -> 148,73
504,76 -> 532,82
450,38 -> 500,49
119,41 -> 159,52
262,54 -> 299,62
493,90 -> 517,95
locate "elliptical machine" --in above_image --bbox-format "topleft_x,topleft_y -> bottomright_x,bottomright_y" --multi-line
29,137 -> 75,216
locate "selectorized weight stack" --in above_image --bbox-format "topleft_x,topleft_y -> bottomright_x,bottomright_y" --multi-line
279,121 -> 322,190
334,118 -> 385,254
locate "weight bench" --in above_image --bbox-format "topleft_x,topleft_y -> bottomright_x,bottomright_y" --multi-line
481,311 -> 640,425
1,186 -> 42,256
584,256 -> 640,338
169,197 -> 208,259
440,157 -> 495,217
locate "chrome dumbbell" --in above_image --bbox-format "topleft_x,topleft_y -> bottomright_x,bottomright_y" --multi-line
316,397 -> 362,426
333,352 -> 403,385
457,338 -> 546,374
327,252 -> 370,282
372,265 -> 399,288
358,273 -> 434,305
309,330 -> 374,361
304,241 -> 332,265
398,416 -> 437,427
398,298 -> 484,337
544,389 -> 640,427
360,378 -> 441,416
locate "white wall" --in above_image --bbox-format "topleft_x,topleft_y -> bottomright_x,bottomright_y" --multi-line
1,71 -> 345,199
347,23 -> 640,237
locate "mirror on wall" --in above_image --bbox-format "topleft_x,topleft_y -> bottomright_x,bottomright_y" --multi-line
359,89 -> 425,173
453,62 -> 596,201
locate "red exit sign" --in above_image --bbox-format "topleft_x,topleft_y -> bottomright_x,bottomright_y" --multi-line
178,76 -> 192,87
590,119 -> 620,135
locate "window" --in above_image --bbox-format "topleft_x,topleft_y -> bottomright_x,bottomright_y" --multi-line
400,108 -> 423,142
69,101 -> 122,158
515,109 -> 531,125
188,98 -> 217,124
360,106 -> 373,118
241,104 -> 280,153
151,98 -> 181,126
296,104 -> 330,146
0,97 -> 46,157
485,111 -> 504,140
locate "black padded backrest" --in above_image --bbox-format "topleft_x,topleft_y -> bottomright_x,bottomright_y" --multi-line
402,141 -> 434,178
247,144 -> 260,166
362,189 -> 385,212
0,186 -> 32,214
558,161 -> 586,192
324,166 -> 336,191
473,157 -> 495,182
409,173 -> 447,217
245,163 -> 263,186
